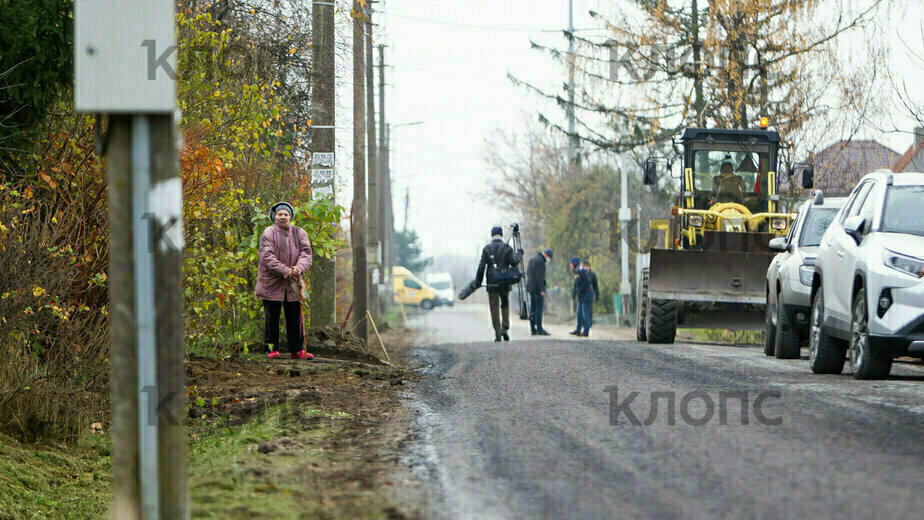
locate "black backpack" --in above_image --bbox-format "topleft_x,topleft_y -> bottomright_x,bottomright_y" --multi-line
486,243 -> 521,286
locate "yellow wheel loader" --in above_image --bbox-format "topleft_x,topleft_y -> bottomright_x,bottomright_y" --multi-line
637,126 -> 814,344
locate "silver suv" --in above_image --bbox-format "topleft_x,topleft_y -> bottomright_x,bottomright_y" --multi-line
765,192 -> 846,359
810,171 -> 924,379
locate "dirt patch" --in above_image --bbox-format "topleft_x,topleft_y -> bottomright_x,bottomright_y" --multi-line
185,326 -> 426,519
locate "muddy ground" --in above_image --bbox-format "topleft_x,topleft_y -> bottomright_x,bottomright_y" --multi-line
183,326 -> 429,519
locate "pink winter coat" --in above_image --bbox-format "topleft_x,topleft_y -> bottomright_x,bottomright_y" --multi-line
254,224 -> 313,302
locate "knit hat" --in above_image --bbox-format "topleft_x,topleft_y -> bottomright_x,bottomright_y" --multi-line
270,202 -> 295,220
543,248 -> 554,259
570,257 -> 580,266
490,226 -> 503,237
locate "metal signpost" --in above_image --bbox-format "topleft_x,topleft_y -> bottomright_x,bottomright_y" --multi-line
75,2 -> 186,519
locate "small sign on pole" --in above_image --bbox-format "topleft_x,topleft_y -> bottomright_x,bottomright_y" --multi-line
75,1 -> 176,112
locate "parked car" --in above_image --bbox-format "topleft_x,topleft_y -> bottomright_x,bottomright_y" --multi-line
810,171 -> 924,379
425,272 -> 455,306
765,191 -> 846,358
392,266 -> 439,310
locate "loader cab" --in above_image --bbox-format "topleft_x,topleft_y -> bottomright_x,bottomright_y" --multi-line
679,128 -> 781,215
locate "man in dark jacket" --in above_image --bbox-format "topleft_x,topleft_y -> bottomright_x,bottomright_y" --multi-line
584,260 -> 600,326
569,257 -> 594,337
474,226 -> 523,341
526,248 -> 553,336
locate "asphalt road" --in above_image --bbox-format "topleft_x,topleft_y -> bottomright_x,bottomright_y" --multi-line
403,304 -> 924,520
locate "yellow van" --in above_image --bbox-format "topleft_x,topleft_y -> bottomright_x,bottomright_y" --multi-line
392,266 -> 439,310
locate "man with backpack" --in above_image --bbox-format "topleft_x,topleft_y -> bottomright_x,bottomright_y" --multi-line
474,226 -> 523,342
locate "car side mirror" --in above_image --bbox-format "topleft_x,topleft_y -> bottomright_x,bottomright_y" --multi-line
643,160 -> 657,186
801,165 -> 814,189
843,215 -> 865,244
769,237 -> 789,252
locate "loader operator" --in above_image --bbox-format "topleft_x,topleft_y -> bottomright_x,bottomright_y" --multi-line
712,161 -> 746,203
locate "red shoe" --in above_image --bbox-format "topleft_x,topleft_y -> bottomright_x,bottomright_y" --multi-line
292,350 -> 314,360
267,350 -> 281,359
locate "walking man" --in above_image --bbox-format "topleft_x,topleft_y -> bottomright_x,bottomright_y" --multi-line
474,226 -> 523,341
583,260 -> 600,326
526,248 -> 553,336
569,257 -> 594,337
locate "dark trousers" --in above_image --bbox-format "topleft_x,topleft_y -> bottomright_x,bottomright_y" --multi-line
263,300 -> 303,353
576,300 -> 592,334
529,292 -> 544,332
488,290 -> 510,337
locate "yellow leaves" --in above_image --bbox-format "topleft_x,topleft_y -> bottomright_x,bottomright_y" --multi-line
307,118 -> 312,127
214,90 -> 221,97
22,187 -> 32,199
289,48 -> 296,55
32,285 -> 46,297
39,172 -> 57,189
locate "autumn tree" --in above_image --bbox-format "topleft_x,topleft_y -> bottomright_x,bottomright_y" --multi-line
514,0 -> 888,157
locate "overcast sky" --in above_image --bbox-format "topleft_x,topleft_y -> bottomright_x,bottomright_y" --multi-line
329,0 -> 924,263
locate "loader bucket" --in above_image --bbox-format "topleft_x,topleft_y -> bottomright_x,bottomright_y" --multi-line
647,248 -> 773,305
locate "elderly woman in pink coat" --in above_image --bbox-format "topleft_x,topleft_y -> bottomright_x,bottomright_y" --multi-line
255,202 -> 314,359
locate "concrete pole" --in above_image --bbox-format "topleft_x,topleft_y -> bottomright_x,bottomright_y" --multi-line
365,10 -> 379,318
378,45 -> 391,283
310,0 -> 337,326
352,0 -> 368,343
567,0 -> 580,169
619,165 -> 631,322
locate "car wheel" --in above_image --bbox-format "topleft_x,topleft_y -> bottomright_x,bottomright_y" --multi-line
850,288 -> 892,380
763,292 -> 776,356
775,294 -> 801,359
808,289 -> 846,374
420,299 -> 434,311
636,269 -> 649,342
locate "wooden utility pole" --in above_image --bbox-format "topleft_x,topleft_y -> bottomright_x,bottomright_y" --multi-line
107,116 -> 140,519
365,8 -> 379,318
150,115 -> 187,519
310,0 -> 337,326
352,0 -> 369,343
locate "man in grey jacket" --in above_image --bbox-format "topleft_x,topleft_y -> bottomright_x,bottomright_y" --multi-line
526,248 -> 553,335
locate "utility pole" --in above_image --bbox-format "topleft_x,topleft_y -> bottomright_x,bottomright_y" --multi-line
75,3 -> 186,519
352,0 -> 369,343
365,8 -> 379,319
377,45 -> 391,280
567,0 -> 580,169
403,187 -> 410,234
310,0 -> 337,326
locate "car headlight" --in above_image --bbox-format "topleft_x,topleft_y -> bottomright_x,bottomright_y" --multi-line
799,265 -> 814,286
771,217 -> 787,231
688,215 -> 704,227
883,250 -> 924,278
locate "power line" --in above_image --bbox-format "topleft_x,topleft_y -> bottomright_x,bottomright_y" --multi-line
378,10 -> 605,33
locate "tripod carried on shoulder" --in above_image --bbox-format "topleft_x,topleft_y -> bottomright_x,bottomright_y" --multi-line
509,223 -> 530,320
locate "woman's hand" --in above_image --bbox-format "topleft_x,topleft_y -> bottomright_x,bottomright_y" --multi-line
290,266 -> 302,277
285,267 -> 294,277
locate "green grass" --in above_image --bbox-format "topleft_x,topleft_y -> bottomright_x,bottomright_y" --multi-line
0,401 -> 396,520
691,329 -> 763,344
0,432 -> 112,519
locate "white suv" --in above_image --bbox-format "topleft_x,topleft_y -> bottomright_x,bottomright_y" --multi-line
765,192 -> 846,359
810,171 -> 924,379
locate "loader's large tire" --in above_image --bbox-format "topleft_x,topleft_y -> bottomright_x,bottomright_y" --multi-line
646,298 -> 677,344
774,296 -> 802,359
636,269 -> 649,342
